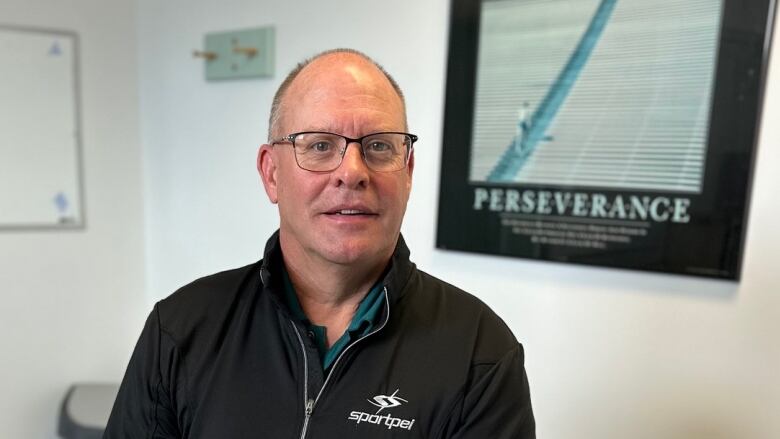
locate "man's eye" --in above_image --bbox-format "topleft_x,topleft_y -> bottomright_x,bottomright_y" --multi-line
309,141 -> 333,152
367,141 -> 393,153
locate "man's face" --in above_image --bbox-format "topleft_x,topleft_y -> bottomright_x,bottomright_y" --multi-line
258,55 -> 413,269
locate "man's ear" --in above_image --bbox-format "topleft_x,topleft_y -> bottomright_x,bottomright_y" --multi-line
258,144 -> 279,204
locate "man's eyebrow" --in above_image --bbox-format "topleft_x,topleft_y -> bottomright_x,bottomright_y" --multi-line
281,126 -> 332,134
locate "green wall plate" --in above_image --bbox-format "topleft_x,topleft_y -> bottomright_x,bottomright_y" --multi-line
203,26 -> 274,80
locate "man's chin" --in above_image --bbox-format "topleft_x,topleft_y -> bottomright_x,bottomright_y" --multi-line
323,245 -> 378,266
281,225 -> 396,268
318,238 -> 391,268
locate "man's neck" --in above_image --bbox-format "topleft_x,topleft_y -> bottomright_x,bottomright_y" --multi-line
280,238 -> 390,348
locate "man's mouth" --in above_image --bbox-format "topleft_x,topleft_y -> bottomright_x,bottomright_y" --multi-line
325,208 -> 377,216
328,209 -> 373,215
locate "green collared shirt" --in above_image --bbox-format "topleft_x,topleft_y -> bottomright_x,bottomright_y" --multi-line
282,267 -> 385,370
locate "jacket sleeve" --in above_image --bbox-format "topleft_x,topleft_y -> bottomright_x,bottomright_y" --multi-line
444,344 -> 536,439
103,304 -> 183,439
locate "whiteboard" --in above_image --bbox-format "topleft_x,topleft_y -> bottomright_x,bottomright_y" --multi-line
0,25 -> 84,229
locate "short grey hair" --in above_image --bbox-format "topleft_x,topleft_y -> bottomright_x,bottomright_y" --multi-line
267,48 -> 407,140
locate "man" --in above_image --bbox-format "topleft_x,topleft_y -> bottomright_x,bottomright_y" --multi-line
104,49 -> 535,438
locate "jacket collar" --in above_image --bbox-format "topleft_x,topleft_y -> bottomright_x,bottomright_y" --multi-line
259,229 -> 415,305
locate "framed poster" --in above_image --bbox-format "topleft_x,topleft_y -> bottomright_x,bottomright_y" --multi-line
436,0 -> 777,279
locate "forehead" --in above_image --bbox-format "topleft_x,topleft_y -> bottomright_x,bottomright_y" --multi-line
281,55 -> 406,135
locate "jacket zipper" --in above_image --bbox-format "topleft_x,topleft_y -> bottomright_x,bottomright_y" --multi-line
291,321 -> 314,439
292,287 -> 391,439
300,399 -> 314,439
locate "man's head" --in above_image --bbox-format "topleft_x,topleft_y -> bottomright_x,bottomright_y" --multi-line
258,49 -> 414,272
267,48 -> 408,140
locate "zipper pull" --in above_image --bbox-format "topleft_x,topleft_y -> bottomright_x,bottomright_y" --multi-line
305,399 -> 314,416
300,399 -> 315,439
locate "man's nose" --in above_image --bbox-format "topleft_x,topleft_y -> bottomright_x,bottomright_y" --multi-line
334,142 -> 370,187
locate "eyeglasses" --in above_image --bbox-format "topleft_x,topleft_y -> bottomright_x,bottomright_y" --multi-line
270,131 -> 417,172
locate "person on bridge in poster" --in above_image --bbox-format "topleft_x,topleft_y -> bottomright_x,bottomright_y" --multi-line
104,48 -> 535,438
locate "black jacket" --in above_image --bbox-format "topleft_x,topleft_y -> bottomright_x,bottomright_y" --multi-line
104,232 -> 535,438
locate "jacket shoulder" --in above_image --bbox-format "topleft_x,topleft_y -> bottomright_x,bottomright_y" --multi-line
156,261 -> 262,341
405,269 -> 519,362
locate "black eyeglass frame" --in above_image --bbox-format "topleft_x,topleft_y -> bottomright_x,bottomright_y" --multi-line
270,131 -> 418,172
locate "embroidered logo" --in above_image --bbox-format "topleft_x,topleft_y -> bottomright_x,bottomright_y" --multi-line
347,389 -> 416,431
368,389 -> 408,413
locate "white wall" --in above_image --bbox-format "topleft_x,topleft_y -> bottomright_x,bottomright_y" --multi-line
0,1 -> 147,438
137,1 -> 780,438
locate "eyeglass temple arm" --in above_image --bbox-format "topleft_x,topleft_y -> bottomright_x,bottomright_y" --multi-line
269,135 -> 294,144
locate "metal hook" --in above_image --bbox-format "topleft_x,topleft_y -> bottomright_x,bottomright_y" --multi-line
231,38 -> 258,58
192,50 -> 217,61
233,46 -> 258,57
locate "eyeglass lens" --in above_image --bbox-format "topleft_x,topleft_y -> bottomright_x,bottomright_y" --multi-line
292,132 -> 411,172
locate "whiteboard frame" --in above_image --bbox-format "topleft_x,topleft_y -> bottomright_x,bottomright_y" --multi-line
0,24 -> 86,231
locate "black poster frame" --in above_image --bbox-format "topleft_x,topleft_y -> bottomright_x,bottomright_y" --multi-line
436,0 -> 777,279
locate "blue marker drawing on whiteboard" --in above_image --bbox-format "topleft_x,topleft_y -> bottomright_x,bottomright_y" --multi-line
53,192 -> 74,224
54,192 -> 69,213
49,41 -> 62,56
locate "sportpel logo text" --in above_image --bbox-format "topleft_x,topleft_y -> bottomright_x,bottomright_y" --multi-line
347,389 -> 416,431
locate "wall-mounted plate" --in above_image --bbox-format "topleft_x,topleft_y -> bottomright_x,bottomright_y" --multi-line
204,26 -> 274,80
